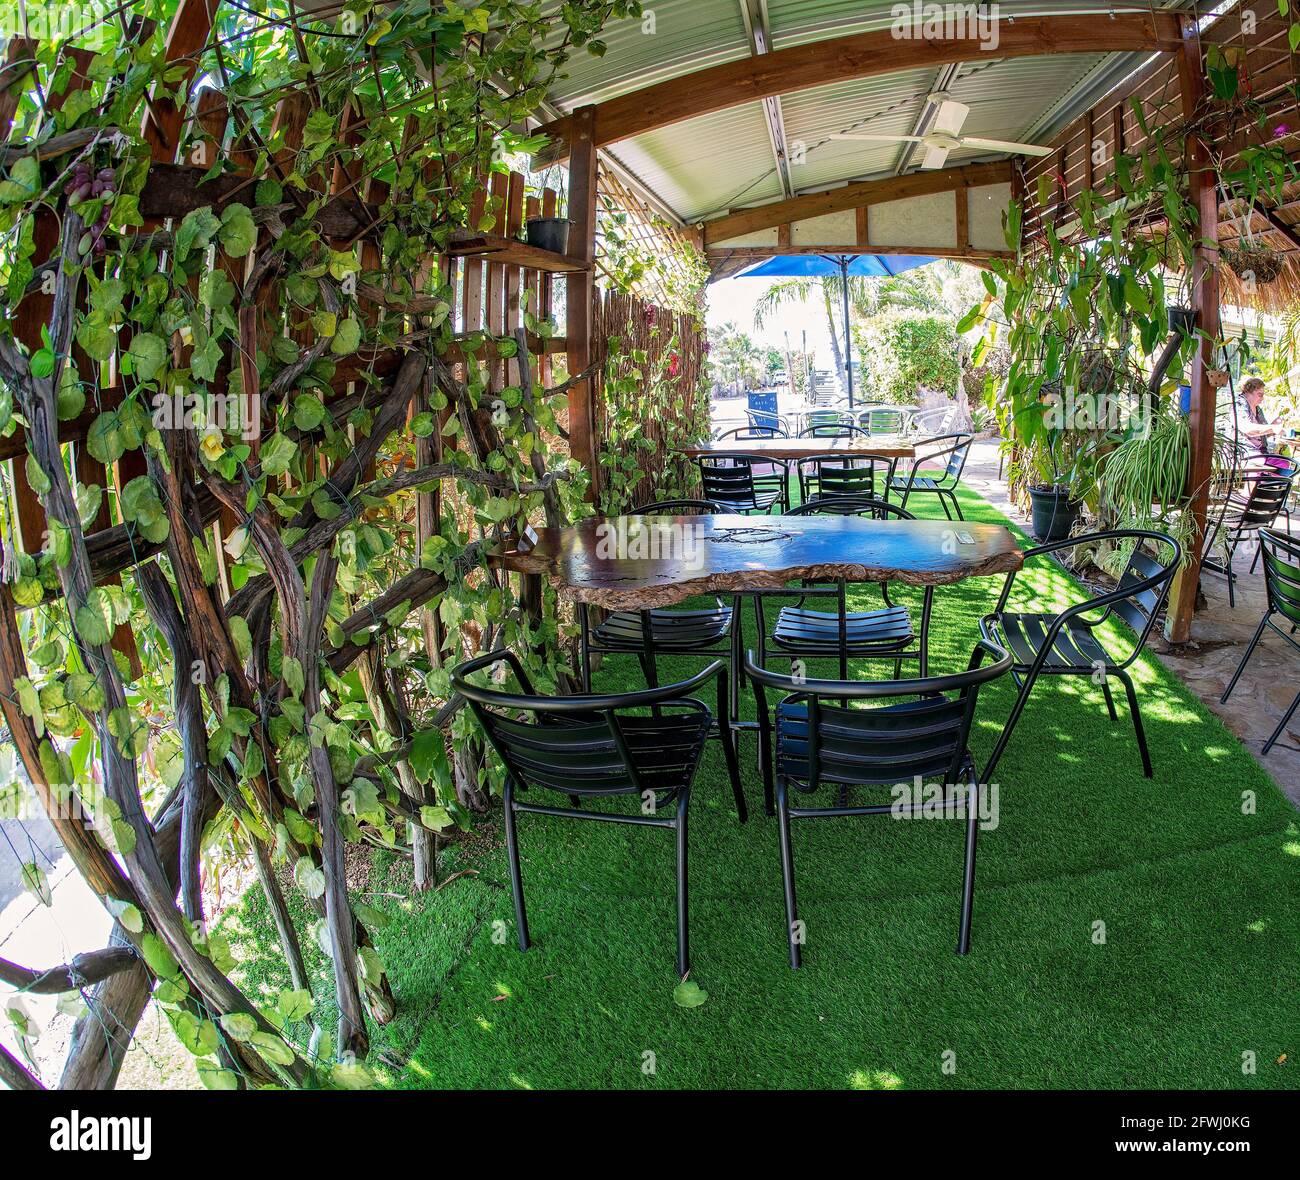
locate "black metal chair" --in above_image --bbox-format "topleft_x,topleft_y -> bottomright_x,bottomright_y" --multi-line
1220,527 -> 1300,754
579,499 -> 741,722
889,432 -> 973,519
697,454 -> 790,513
755,497 -> 932,681
978,529 -> 1181,780
796,454 -> 895,505
1201,475 -> 1293,607
453,650 -> 745,978
745,641 -> 1012,967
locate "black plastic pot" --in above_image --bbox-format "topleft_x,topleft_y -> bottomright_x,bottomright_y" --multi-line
1028,485 -> 1082,542
1167,305 -> 1197,334
526,217 -> 571,255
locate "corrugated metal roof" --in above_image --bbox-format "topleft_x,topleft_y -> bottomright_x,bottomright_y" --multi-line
538,0 -> 1191,223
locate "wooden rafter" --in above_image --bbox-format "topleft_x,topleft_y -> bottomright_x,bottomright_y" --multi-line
534,13 -> 1184,165
702,161 -> 1012,246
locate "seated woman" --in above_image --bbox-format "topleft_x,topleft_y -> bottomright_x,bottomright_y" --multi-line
1232,377 -> 1296,476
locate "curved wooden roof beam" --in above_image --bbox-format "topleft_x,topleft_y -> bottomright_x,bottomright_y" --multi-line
534,12 -> 1183,166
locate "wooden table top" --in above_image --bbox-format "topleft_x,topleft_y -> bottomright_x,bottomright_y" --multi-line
680,435 -> 916,460
495,513 -> 1023,610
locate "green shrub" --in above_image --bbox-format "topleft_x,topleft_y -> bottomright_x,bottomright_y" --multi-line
854,311 -> 960,403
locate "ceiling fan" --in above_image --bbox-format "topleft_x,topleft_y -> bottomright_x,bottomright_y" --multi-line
830,94 -> 1053,170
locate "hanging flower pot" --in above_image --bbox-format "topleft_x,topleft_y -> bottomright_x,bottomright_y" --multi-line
1221,241 -> 1283,283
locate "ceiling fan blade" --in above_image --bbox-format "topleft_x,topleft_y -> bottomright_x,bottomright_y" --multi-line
931,100 -> 970,137
958,137 -> 1054,157
829,133 -> 925,143
921,144 -> 951,170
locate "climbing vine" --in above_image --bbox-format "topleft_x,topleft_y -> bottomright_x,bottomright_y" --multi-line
0,0 -> 639,1091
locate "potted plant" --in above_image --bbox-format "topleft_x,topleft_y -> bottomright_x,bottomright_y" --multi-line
525,168 -> 570,254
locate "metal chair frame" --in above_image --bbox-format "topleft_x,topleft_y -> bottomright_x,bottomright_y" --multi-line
745,641 -> 1012,966
453,650 -> 746,978
795,454 -> 897,506
890,432 -> 973,520
1220,527 -> 1300,753
753,496 -> 932,681
1201,474 -> 1293,607
978,529 -> 1181,781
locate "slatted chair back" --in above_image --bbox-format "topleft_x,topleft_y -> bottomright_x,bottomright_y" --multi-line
797,456 -> 887,503
1235,476 -> 1292,531
746,642 -> 1011,790
858,405 -> 911,434
454,651 -> 714,801
698,456 -> 763,510
1260,528 -> 1300,627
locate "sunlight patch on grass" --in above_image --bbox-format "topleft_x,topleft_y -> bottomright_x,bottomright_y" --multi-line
849,1069 -> 904,1090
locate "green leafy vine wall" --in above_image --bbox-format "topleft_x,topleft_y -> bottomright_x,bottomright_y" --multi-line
0,0 -> 642,1091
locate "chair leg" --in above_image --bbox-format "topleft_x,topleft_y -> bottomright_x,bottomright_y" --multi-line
1101,678 -> 1118,722
1221,614 -> 1269,704
938,491 -> 953,520
1262,690 -> 1300,754
1249,539 -> 1262,575
758,724 -> 776,817
675,792 -> 690,978
948,489 -> 965,521
578,604 -> 593,692
502,779 -> 530,952
775,778 -> 801,969
1115,669 -> 1153,778
718,700 -> 747,824
982,667 -> 1038,783
957,780 -> 980,955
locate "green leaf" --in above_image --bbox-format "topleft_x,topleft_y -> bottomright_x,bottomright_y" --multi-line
219,1011 -> 258,1042
259,431 -> 297,476
24,453 -> 51,495
410,729 -> 451,789
197,1059 -> 240,1090
277,988 -> 314,1024
142,932 -> 180,981
64,672 -> 105,711
108,706 -> 149,757
175,206 -> 220,261
21,861 -> 52,906
249,1030 -> 296,1066
293,857 -> 326,899
74,589 -> 114,645
330,316 -> 362,356
282,655 -> 305,699
419,804 -> 453,832
672,980 -> 708,1008
229,615 -> 252,663
292,394 -> 326,432
218,203 -> 257,258
106,896 -> 144,933
127,332 -> 167,382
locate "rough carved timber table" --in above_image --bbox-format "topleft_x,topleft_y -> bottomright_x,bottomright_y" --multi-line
494,514 -> 1024,612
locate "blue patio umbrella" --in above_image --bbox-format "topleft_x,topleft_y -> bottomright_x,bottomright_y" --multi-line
739,252 -> 936,406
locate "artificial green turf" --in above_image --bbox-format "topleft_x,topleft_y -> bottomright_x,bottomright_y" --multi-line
221,484 -> 1300,1089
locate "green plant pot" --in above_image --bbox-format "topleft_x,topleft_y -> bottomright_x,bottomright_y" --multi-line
1028,485 -> 1082,541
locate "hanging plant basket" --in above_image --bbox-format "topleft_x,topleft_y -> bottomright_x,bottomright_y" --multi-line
1221,242 -> 1284,283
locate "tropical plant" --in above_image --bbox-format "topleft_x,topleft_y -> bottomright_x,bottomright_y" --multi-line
853,311 -> 961,403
